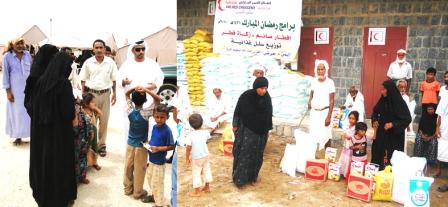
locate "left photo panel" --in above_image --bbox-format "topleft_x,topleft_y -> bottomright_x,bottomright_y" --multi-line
0,0 -> 178,206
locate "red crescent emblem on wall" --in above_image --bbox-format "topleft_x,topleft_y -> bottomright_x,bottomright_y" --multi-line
218,0 -> 224,11
373,33 -> 379,40
318,32 -> 324,40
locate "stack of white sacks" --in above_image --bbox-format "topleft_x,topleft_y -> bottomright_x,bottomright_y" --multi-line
176,41 -> 187,86
200,54 -> 312,121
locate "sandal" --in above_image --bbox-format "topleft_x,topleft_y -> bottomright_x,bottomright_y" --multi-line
81,178 -> 90,184
99,146 -> 107,157
93,165 -> 102,171
141,195 -> 155,203
13,138 -> 22,146
437,184 -> 448,192
133,190 -> 148,199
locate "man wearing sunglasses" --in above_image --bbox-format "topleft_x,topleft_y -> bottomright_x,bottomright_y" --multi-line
79,39 -> 119,157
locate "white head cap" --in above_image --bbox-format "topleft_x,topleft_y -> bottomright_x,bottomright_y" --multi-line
314,59 -> 329,77
397,49 -> 406,54
131,39 -> 147,49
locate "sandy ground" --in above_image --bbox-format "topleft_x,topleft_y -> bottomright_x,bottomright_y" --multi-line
0,72 -> 173,207
178,128 -> 448,207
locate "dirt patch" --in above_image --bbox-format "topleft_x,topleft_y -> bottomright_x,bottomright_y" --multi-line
178,134 -> 448,207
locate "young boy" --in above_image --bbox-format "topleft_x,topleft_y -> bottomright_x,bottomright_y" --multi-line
142,104 -> 175,206
185,114 -> 213,197
420,67 -> 440,115
123,86 -> 161,200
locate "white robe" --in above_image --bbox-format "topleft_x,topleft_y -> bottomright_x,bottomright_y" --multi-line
309,78 -> 335,150
171,86 -> 192,124
344,92 -> 365,122
118,58 -> 164,140
204,95 -> 230,129
436,97 -> 448,162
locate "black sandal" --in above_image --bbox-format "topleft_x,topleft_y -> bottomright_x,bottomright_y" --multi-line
99,146 -> 107,157
13,138 -> 22,146
437,184 -> 448,192
141,195 -> 155,203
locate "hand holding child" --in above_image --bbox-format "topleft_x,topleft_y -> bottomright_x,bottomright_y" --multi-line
384,122 -> 393,130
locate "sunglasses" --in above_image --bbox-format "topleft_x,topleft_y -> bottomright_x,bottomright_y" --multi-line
134,47 -> 146,52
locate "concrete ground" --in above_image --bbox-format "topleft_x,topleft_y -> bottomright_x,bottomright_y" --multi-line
0,72 -> 172,207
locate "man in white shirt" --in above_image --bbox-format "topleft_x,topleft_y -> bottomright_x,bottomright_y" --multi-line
308,59 -> 335,150
344,86 -> 365,122
387,49 -> 413,87
204,88 -> 229,132
118,39 -> 165,141
79,39 -> 119,157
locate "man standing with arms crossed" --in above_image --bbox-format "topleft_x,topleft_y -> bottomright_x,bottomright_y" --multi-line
79,39 -> 118,157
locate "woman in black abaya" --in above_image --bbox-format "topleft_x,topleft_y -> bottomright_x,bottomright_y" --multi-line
30,52 -> 77,206
371,80 -> 411,170
232,77 -> 273,188
24,44 -> 59,114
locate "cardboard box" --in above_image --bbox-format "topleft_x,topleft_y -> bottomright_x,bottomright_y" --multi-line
223,140 -> 234,156
328,163 -> 341,181
364,163 -> 380,179
325,147 -> 338,163
350,161 -> 365,176
305,159 -> 329,181
347,174 -> 374,202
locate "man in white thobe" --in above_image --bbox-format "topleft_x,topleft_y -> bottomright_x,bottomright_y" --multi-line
344,86 -> 365,122
118,39 -> 164,140
308,59 -> 335,150
204,88 -> 229,132
387,49 -> 413,87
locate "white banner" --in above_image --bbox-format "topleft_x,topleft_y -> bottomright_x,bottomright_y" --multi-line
213,0 -> 302,61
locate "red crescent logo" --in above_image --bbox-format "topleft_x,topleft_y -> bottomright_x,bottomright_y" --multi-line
318,32 -> 324,40
218,0 -> 224,11
373,33 -> 379,40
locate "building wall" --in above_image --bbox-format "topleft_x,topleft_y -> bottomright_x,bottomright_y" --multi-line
177,0 -> 448,111
302,0 -> 448,108
177,0 -> 215,40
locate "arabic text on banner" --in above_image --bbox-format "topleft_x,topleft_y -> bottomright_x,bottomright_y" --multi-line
213,0 -> 302,61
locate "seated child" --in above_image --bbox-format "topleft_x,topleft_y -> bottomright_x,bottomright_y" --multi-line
142,105 -> 175,206
185,113 -> 213,197
123,86 -> 160,200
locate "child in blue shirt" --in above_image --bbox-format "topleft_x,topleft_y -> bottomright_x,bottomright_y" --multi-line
142,104 -> 175,206
123,86 -> 160,200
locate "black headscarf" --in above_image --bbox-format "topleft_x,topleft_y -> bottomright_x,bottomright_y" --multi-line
372,80 -> 411,132
24,44 -> 59,114
234,77 -> 273,135
418,103 -> 437,135
30,44 -> 59,77
33,52 -> 74,124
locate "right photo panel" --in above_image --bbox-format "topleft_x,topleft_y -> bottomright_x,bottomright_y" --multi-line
176,0 -> 448,206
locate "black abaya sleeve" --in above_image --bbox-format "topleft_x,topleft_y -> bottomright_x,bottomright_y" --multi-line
392,108 -> 412,134
266,92 -> 273,131
24,76 -> 36,116
59,81 -> 75,122
233,94 -> 242,128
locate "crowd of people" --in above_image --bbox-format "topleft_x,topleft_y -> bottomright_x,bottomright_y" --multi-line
2,36 -> 448,206
2,38 -> 176,207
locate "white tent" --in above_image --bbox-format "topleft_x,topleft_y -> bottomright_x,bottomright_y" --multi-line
115,26 -> 176,68
21,25 -> 47,45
